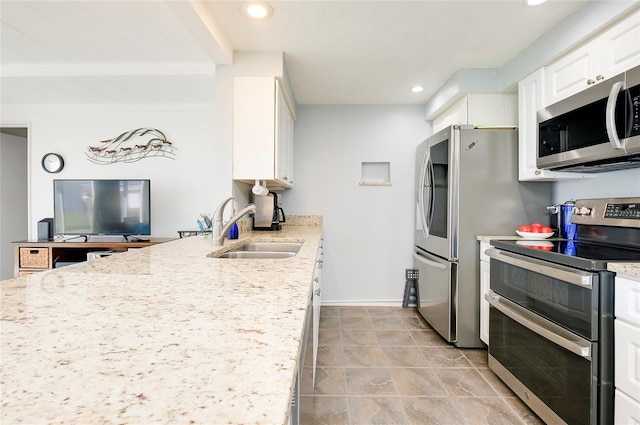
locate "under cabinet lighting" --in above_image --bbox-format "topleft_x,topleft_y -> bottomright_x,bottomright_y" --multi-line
525,0 -> 547,5
241,1 -> 274,19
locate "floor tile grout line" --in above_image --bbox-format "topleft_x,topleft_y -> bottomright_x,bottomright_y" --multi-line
312,307 -> 539,425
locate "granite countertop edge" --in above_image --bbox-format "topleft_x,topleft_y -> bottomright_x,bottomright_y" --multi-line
608,262 -> 640,279
1,219 -> 324,424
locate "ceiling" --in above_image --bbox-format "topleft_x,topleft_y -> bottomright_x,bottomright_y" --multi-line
0,0 -> 588,106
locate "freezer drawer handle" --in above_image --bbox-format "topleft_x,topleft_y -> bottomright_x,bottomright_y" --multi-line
486,248 -> 592,288
486,292 -> 591,359
413,252 -> 447,270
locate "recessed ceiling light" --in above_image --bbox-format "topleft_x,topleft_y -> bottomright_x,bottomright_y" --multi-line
241,1 -> 274,19
411,86 -> 424,93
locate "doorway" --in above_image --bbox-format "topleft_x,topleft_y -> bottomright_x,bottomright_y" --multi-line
0,127 -> 28,280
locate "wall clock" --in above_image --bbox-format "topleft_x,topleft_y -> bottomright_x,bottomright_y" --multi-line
41,153 -> 65,173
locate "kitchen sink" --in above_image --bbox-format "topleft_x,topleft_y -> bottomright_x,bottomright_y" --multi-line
209,241 -> 303,259
230,242 -> 303,253
216,251 -> 297,259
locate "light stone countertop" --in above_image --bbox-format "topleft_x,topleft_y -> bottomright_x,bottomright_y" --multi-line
476,235 -> 521,242
608,263 -> 640,279
1,220 -> 323,424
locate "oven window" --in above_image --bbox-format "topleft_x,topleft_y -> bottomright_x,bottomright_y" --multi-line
490,259 -> 593,339
490,307 -> 592,425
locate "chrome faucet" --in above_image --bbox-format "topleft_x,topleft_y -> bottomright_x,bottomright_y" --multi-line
212,196 -> 256,246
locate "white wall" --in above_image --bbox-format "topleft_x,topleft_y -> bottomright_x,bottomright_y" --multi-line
283,105 -> 430,304
0,132 -> 28,279
553,168 -> 640,203
1,103 -> 223,238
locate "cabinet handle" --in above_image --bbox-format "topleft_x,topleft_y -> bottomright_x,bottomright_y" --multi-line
596,74 -> 605,81
587,79 -> 596,85
486,292 -> 591,358
314,277 -> 319,283
315,289 -> 321,296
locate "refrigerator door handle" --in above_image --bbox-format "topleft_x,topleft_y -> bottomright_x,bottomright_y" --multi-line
427,157 -> 435,230
418,150 -> 431,239
413,251 -> 447,270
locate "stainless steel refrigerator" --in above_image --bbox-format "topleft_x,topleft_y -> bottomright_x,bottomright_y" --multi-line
414,125 -> 551,348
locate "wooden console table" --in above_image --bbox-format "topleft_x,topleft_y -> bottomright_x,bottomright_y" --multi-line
12,238 -> 173,278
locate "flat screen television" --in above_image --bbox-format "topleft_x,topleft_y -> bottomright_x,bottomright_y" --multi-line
53,179 -> 151,236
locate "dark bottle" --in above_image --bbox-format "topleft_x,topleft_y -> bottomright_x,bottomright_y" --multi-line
228,222 -> 239,239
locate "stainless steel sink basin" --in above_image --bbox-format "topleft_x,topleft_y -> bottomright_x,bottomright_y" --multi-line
209,241 -> 303,259
216,251 -> 297,259
231,242 -> 303,253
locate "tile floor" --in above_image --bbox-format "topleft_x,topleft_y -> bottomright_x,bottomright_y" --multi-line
299,306 -> 545,425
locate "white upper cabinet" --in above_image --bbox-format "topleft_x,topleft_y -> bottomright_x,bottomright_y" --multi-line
233,77 -> 295,188
545,10 -> 640,106
518,10 -> 639,181
518,68 -> 591,181
599,11 -> 640,78
432,94 -> 517,133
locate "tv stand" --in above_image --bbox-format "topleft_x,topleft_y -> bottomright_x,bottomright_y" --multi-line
12,238 -> 173,278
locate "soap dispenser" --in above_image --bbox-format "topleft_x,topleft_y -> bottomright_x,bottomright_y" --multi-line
227,202 -> 239,240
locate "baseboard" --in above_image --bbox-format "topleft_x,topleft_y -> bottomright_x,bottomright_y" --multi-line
321,301 -> 417,307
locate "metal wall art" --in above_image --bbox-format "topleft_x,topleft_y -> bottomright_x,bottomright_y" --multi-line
86,128 -> 177,164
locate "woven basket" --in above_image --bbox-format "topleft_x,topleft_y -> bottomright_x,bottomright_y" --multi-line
19,248 -> 50,268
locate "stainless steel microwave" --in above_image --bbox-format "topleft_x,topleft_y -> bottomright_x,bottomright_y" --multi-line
537,65 -> 640,172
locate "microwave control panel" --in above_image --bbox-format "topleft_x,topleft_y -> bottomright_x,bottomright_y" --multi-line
630,84 -> 639,135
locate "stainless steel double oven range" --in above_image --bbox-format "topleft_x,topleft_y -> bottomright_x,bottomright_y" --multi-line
486,197 -> 640,425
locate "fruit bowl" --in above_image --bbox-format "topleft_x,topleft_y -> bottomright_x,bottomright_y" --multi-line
516,230 -> 554,239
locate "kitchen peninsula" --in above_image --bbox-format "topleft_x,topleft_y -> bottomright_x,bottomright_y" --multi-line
1,218 -> 323,424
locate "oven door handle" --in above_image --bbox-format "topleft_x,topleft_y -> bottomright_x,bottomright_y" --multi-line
486,248 -> 593,289
486,292 -> 591,359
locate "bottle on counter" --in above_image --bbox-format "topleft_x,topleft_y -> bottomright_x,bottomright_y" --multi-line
228,202 -> 239,240
561,200 -> 577,239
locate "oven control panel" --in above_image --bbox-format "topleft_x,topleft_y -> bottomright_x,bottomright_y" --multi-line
604,203 -> 640,219
571,197 -> 640,227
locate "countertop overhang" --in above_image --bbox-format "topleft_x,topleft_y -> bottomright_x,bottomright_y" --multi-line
1,223 -> 324,424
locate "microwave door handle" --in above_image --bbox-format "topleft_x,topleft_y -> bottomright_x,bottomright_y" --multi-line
606,81 -> 625,150
485,292 -> 591,359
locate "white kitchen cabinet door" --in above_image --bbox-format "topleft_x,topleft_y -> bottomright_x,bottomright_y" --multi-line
432,94 -> 516,134
233,77 -> 294,188
615,390 -> 640,425
599,11 -> 640,80
517,68 -> 592,181
615,319 -> 640,402
614,275 -> 640,423
545,40 -> 599,106
545,10 -> 640,107
432,98 -> 467,133
311,242 -> 323,386
616,275 -> 640,326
